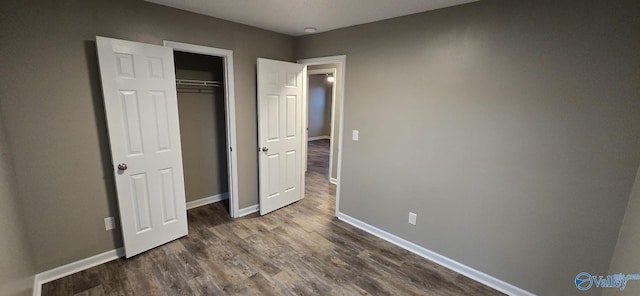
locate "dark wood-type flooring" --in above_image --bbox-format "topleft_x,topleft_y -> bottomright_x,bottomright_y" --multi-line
43,139 -> 504,295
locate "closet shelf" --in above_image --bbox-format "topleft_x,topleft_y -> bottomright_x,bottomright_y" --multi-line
176,78 -> 223,87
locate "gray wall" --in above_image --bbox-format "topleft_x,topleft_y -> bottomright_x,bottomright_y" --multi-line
0,116 -> 34,296
177,90 -> 229,202
176,70 -> 228,203
308,64 -> 342,181
605,166 -> 640,296
307,74 -> 332,138
296,1 -> 640,295
0,0 -> 294,272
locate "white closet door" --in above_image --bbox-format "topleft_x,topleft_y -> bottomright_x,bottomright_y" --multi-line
96,36 -> 188,257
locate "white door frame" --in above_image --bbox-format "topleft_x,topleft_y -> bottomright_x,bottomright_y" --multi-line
298,55 -> 346,217
163,40 -> 240,218
306,68 -> 337,185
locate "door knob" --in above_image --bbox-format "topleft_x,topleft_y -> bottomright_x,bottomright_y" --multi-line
117,163 -> 128,171
261,147 -> 269,152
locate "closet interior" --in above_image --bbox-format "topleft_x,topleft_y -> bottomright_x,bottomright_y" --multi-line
174,51 -> 229,212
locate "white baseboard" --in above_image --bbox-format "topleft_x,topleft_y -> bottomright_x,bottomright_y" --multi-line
238,204 -> 259,217
33,248 -> 124,296
186,192 -> 229,210
336,212 -> 535,296
308,136 -> 330,141
329,177 -> 338,184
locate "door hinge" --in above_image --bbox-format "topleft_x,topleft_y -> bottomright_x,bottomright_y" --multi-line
230,147 -> 233,152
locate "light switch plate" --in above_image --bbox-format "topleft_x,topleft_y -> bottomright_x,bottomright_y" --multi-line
352,130 -> 359,141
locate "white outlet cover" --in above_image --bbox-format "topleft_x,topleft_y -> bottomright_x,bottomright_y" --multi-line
104,217 -> 115,231
408,212 -> 417,225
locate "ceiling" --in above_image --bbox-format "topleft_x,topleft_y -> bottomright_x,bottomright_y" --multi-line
145,0 -> 479,36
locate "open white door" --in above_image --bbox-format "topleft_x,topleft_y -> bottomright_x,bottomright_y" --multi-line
96,36 -> 188,257
257,58 -> 305,215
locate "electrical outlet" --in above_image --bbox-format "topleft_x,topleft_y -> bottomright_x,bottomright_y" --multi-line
104,217 -> 116,231
408,212 -> 417,225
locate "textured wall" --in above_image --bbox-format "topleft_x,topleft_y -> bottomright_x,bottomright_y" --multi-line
296,1 -> 640,294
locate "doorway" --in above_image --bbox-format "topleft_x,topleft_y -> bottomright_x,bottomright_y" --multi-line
306,70 -> 335,181
164,41 -> 240,218
299,55 -> 346,216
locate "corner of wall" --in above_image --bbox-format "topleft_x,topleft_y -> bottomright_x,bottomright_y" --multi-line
604,165 -> 640,296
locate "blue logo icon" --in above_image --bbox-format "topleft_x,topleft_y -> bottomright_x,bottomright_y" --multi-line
575,272 -> 640,291
575,272 -> 593,291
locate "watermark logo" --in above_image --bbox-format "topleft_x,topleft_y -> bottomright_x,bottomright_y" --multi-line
575,272 -> 593,291
575,272 -> 640,291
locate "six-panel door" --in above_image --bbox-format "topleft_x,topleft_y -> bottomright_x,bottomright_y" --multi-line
96,36 -> 188,257
257,58 -> 305,215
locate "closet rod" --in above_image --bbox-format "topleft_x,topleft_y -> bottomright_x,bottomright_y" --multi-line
176,78 -> 223,87
176,89 -> 216,94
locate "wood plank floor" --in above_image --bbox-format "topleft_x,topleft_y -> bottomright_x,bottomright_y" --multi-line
42,139 -> 504,295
